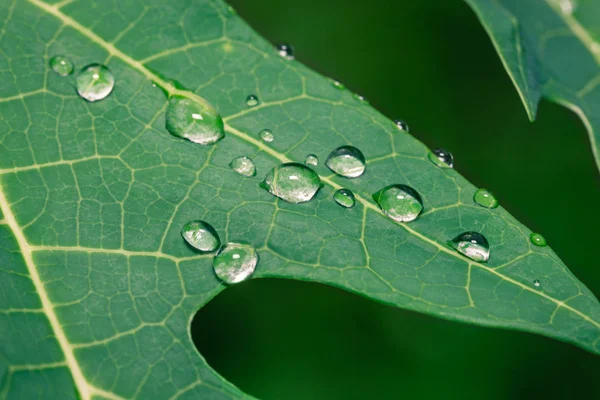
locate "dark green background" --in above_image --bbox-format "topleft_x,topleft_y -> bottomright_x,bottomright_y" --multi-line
193,1 -> 600,398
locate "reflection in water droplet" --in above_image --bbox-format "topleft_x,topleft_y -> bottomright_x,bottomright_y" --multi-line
165,95 -> 224,145
259,129 -> 274,143
246,94 -> 259,107
473,189 -> 498,209
76,64 -> 114,102
331,79 -> 345,90
213,242 -> 258,284
260,163 -> 321,203
49,55 -> 73,76
533,279 -> 541,288
372,184 -> 423,222
394,119 -> 409,132
305,154 -> 318,166
353,93 -> 368,104
325,146 -> 366,178
333,188 -> 355,208
428,148 -> 454,168
229,156 -> 256,177
181,220 -> 220,252
448,232 -> 490,262
530,233 -> 547,247
276,43 -> 294,60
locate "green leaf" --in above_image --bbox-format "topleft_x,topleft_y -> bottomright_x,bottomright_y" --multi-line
465,0 -> 600,171
0,0 -> 599,398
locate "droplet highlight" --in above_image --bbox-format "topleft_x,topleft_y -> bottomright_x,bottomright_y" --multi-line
305,154 -> 318,166
229,156 -> 256,177
448,232 -> 490,262
428,148 -> 454,168
530,233 -> 547,247
533,279 -> 541,288
49,55 -> 73,76
325,146 -> 366,178
213,242 -> 258,284
260,163 -> 321,203
246,94 -> 259,107
473,189 -> 498,209
394,119 -> 409,132
165,95 -> 224,145
333,189 -> 355,208
259,129 -> 274,143
181,220 -> 221,252
276,43 -> 294,60
76,64 -> 115,102
372,184 -> 423,222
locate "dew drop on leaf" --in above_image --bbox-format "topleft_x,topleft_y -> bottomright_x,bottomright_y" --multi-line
448,231 -> 490,262
76,63 -> 114,102
246,94 -> 259,107
276,43 -> 294,60
260,162 -> 321,203
165,95 -> 224,145
213,242 -> 259,285
49,55 -> 73,76
473,188 -> 498,209
181,220 -> 221,252
325,145 -> 366,178
394,119 -> 409,132
428,148 -> 454,168
330,79 -> 345,90
226,5 -> 237,15
533,279 -> 541,288
353,93 -> 368,104
530,233 -> 547,247
372,184 -> 423,222
259,129 -> 274,143
333,188 -> 355,208
229,156 -> 256,177
305,154 -> 318,166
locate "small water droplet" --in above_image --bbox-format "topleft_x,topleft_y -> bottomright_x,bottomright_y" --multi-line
473,189 -> 498,209
353,93 -> 368,104
533,279 -> 541,288
276,43 -> 294,60
448,232 -> 490,262
259,129 -> 274,143
165,95 -> 224,145
226,5 -> 237,15
330,79 -> 345,90
76,64 -> 114,102
213,242 -> 258,284
325,146 -> 366,178
530,233 -> 547,247
49,55 -> 73,76
394,119 -> 409,132
246,94 -> 259,107
372,184 -> 423,222
181,220 -> 220,252
229,156 -> 256,177
428,148 -> 454,168
305,154 -> 318,166
333,188 -> 355,208
260,163 -> 321,203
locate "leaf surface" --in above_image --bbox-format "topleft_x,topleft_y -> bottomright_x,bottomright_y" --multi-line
0,0 -> 599,399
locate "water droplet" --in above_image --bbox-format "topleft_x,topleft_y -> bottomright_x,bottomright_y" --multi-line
353,93 -> 368,104
49,55 -> 73,76
181,220 -> 220,252
229,156 -> 256,177
372,184 -> 423,222
333,188 -> 355,208
259,129 -> 274,143
305,154 -> 318,166
165,95 -> 224,145
473,189 -> 498,209
325,146 -> 366,178
276,43 -> 294,60
448,232 -> 490,262
530,233 -> 547,247
260,163 -> 321,203
246,94 -> 259,107
226,5 -> 237,15
428,148 -> 454,168
213,242 -> 258,284
76,64 -> 115,102
330,79 -> 345,90
394,119 -> 409,132
533,279 -> 541,288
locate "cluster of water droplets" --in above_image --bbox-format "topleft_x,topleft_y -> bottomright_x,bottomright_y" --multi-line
49,56 -> 115,102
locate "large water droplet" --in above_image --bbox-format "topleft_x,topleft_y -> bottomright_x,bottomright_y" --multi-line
372,184 -> 423,222
428,148 -> 454,168
325,146 -> 366,178
76,64 -> 115,102
305,154 -> 318,166
448,232 -> 490,262
260,163 -> 321,203
333,188 -> 355,208
530,233 -> 547,247
165,95 -> 224,145
276,43 -> 294,60
330,79 -> 345,90
229,156 -> 256,177
473,188 -> 498,209
246,94 -> 259,107
49,55 -> 73,76
259,129 -> 274,143
213,242 -> 258,284
181,220 -> 220,252
394,119 -> 409,132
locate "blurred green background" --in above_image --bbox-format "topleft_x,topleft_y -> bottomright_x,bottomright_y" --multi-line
193,0 -> 600,398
